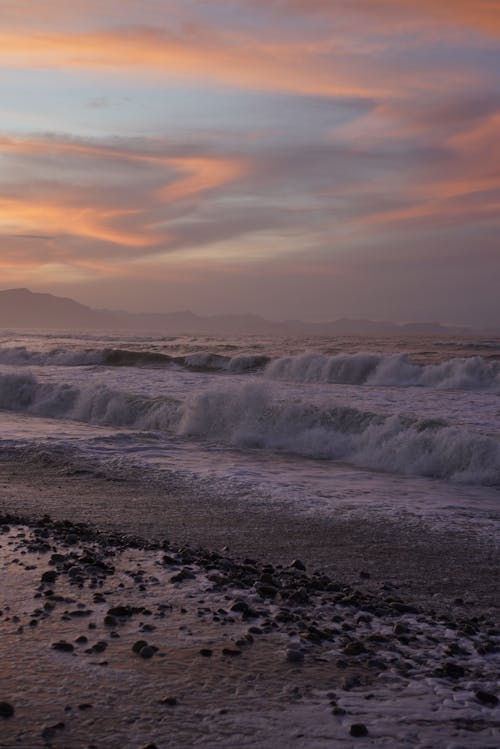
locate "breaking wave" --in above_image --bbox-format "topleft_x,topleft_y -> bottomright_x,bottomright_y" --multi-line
1,372 -> 498,486
0,346 -> 269,372
265,352 -> 500,390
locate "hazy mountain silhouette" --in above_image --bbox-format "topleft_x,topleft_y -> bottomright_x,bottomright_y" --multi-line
0,288 -> 475,334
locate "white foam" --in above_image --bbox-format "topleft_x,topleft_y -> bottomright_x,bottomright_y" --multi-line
2,373 -> 498,486
266,352 -> 500,391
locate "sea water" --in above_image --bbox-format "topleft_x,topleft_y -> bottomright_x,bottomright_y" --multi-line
0,331 -> 499,535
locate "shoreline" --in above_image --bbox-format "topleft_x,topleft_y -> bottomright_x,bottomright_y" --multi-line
1,458 -> 499,614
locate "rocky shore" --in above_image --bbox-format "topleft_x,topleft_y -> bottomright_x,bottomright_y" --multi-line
1,512 -> 499,748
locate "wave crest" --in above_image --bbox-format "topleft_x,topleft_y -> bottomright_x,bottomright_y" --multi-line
265,352 -> 500,390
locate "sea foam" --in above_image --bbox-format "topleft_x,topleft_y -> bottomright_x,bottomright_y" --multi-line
1,373 -> 498,486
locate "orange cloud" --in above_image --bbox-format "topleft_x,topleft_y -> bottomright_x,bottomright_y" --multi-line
0,27 -> 391,99
0,195 -> 157,248
0,135 -> 248,255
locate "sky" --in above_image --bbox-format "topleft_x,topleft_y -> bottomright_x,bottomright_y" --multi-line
0,0 -> 499,325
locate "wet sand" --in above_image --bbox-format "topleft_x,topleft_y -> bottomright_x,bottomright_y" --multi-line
0,459 -> 499,748
0,459 -> 499,613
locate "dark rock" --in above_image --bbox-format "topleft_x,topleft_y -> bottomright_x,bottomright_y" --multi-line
171,568 -> 195,583
41,722 -> 65,740
107,605 -> 136,618
132,640 -> 148,654
256,584 -> 278,598
139,645 -> 158,659
78,704 -> 92,711
222,648 -> 242,657
230,601 -> 250,614
159,697 -> 177,706
442,662 -> 465,679
41,570 -> 58,584
286,648 -> 304,664
199,648 -> 213,657
350,723 -> 368,737
475,690 -> 498,707
343,641 -> 367,656
290,559 -> 306,571
51,640 -> 74,652
0,702 -> 14,718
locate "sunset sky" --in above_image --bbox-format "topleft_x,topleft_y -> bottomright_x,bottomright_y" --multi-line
1,0 -> 499,325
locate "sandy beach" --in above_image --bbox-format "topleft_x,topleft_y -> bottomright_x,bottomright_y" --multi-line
1,459 -> 499,748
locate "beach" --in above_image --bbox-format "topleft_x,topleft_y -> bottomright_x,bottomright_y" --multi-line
0,331 -> 499,746
1,460 -> 499,748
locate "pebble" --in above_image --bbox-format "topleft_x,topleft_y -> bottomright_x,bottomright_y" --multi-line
475,689 -> 498,706
139,645 -> 158,659
350,723 -> 368,737
159,696 -> 178,706
0,702 -> 14,718
51,640 -> 74,652
286,648 -> 304,664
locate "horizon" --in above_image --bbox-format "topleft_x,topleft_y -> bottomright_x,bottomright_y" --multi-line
0,2 -> 499,327
0,286 -> 491,331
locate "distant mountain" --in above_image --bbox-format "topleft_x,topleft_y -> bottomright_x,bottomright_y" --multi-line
0,288 -> 119,329
0,288 -> 475,335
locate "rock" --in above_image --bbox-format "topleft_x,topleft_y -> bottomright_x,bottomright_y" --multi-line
107,605 -> 135,618
442,662 -> 465,679
343,641 -> 367,656
132,640 -> 148,654
230,601 -> 250,614
41,570 -> 58,584
159,697 -> 177,706
332,706 -> 346,716
350,723 -> 368,737
475,690 -> 498,707
199,648 -> 213,657
171,569 -> 195,583
256,584 -> 278,598
51,640 -> 74,652
41,722 -> 65,740
286,648 -> 304,664
0,702 -> 14,718
222,648 -> 242,657
290,559 -> 306,571
139,645 -> 158,659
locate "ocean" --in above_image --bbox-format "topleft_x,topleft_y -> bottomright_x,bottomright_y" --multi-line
0,330 -> 499,535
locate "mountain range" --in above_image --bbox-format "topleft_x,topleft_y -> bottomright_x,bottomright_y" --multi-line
0,288 -> 481,335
